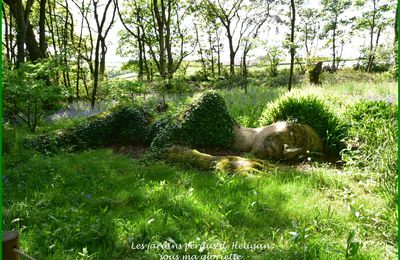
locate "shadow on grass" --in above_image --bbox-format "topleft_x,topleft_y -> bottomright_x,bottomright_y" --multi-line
3,149 -> 347,259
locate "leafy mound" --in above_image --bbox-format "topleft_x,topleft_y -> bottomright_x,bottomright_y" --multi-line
26,105 -> 153,153
259,95 -> 347,155
176,91 -> 235,147
149,91 -> 235,157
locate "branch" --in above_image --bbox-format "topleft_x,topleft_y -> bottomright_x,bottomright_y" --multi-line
114,0 -> 139,38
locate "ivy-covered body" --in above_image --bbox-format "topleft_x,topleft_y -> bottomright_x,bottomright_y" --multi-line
25,105 -> 153,153
26,92 -> 343,171
149,91 -> 236,157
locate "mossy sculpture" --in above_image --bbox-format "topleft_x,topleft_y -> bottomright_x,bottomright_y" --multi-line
259,95 -> 347,156
175,90 -> 235,148
25,105 -> 153,153
150,91 -> 326,173
27,91 -> 332,173
165,145 -> 269,174
149,91 -> 235,156
232,121 -> 324,160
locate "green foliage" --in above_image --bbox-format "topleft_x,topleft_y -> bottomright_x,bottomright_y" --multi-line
219,85 -> 285,127
345,230 -> 361,258
342,100 -> 398,210
2,60 -> 65,132
25,105 -> 154,153
250,68 -> 303,88
2,149 -> 393,259
175,91 -> 235,148
2,124 -> 35,168
149,91 -> 235,157
101,79 -> 148,102
259,46 -> 282,77
358,44 -> 396,72
3,78 -> 397,259
320,67 -> 397,85
78,105 -> 153,145
259,95 -> 347,155
159,79 -> 192,95
210,75 -> 248,90
147,114 -> 175,142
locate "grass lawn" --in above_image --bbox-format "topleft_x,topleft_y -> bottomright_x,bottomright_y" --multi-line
3,78 -> 398,259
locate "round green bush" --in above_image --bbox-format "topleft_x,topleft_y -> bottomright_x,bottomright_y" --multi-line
259,95 -> 347,155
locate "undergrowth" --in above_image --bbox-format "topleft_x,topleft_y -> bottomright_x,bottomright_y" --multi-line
2,75 -> 398,259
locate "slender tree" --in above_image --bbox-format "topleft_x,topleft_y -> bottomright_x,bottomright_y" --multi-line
91,0 -> 117,108
288,0 -> 296,91
321,0 -> 351,72
297,7 -> 320,57
354,0 -> 394,72
115,0 -> 146,81
204,0 -> 269,76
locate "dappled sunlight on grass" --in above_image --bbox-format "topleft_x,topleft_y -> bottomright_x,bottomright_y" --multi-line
3,76 -> 397,258
3,149 -> 396,258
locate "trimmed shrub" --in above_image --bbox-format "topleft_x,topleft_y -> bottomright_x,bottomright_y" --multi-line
259,95 -> 347,155
25,105 -> 153,153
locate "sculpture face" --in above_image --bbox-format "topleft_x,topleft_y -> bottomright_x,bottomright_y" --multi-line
233,122 -> 324,160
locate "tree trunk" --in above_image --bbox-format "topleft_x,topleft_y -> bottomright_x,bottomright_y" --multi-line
288,0 -> 296,92
26,23 -> 46,61
9,6 -> 16,63
39,0 -> 47,55
209,32 -> 215,77
194,24 -> 208,79
367,0 -> 377,73
143,45 -> 151,81
47,0 -> 58,56
5,0 -> 46,64
243,59 -> 248,94
395,3 -> 398,44
332,27 -> 336,71
165,0 -> 174,79
91,40 -> 101,108
100,39 -> 107,77
137,26 -> 144,81
228,33 -> 235,76
217,31 -> 222,77
242,46 -> 250,94
15,0 -> 26,65
153,0 -> 166,78
75,9 -> 85,99
2,6 -> 10,62
367,25 -> 382,72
